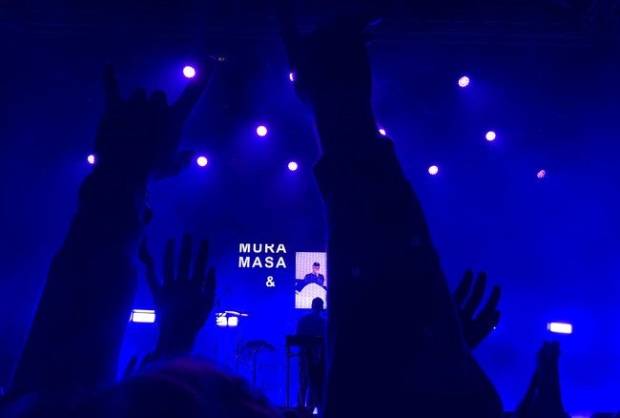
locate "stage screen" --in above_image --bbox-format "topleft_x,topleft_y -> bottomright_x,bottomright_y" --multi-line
295,252 -> 327,309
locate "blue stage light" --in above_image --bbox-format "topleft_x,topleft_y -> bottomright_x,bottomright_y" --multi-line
547,322 -> 573,334
256,125 -> 268,137
216,315 -> 228,327
196,155 -> 208,167
458,75 -> 470,88
182,65 -> 196,79
227,316 -> 239,327
130,309 -> 156,324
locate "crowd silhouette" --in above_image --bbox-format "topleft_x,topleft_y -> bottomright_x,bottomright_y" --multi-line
0,9 -> 603,418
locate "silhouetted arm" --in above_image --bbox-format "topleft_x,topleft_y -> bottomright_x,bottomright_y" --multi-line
11,169 -> 147,394
315,128 -> 501,417
11,64 -> 212,396
281,15 -> 502,418
515,342 -> 568,418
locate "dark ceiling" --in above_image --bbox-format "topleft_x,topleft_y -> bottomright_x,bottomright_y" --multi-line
1,0 -> 618,46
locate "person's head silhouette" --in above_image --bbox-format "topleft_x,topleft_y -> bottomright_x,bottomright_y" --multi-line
312,262 -> 320,275
311,297 -> 324,314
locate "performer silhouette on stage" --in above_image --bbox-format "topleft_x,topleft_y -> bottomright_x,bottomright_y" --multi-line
296,297 -> 326,413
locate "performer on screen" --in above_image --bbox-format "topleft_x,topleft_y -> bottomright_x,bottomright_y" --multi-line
296,297 -> 326,413
296,262 -> 326,292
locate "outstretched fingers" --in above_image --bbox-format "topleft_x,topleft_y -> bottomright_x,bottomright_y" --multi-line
177,234 -> 193,281
454,270 -> 474,306
477,285 -> 501,324
193,240 -> 210,282
149,90 -> 168,115
462,272 -> 487,317
140,239 -> 161,297
163,239 -> 176,286
202,267 -> 216,310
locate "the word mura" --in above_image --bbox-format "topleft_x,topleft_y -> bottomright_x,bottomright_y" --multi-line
238,243 -> 287,269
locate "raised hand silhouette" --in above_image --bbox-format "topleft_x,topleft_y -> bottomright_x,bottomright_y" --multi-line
279,6 -> 503,416
454,270 -> 501,349
96,62 -> 214,181
516,342 -> 569,418
8,61 -> 216,402
140,235 -> 216,359
277,4 -> 378,154
279,12 -> 371,105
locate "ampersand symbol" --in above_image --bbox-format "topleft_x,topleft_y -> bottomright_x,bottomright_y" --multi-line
265,276 -> 276,288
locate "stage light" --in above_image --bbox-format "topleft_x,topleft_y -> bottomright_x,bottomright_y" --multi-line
223,310 -> 249,317
547,322 -> 573,335
216,316 -> 227,327
485,131 -> 497,142
130,309 -> 156,324
196,155 -> 208,167
227,316 -> 239,327
537,169 -> 546,179
458,76 -> 470,88
87,154 -> 96,165
182,65 -> 196,79
289,72 -> 296,82
378,128 -> 387,136
256,125 -> 268,137
288,161 -> 299,172
428,165 -> 439,176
